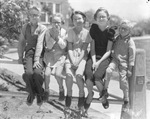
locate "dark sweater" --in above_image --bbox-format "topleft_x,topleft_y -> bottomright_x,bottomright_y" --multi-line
90,24 -> 114,58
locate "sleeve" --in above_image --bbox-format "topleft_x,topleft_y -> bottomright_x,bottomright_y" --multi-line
128,38 -> 136,66
17,24 -> 27,58
34,25 -> 47,62
21,23 -> 28,39
89,24 -> 97,39
107,28 -> 115,42
66,29 -> 74,43
85,32 -> 93,44
44,29 -> 56,50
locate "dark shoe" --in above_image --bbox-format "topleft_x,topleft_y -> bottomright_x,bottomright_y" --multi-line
100,89 -> 109,109
26,94 -> 35,106
102,99 -> 109,109
84,91 -> 94,110
78,97 -> 85,108
59,90 -> 65,101
65,95 -> 72,107
122,101 -> 130,112
83,110 -> 88,118
43,91 -> 49,102
37,95 -> 43,106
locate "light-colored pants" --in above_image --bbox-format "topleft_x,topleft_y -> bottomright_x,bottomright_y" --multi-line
105,59 -> 129,100
65,58 -> 86,97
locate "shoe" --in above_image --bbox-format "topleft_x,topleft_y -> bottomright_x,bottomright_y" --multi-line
37,95 -> 43,106
83,110 -> 88,118
59,90 -> 65,101
26,94 -> 35,106
122,101 -> 130,112
100,89 -> 109,109
43,91 -> 49,102
102,99 -> 109,109
99,89 -> 109,101
83,92 -> 94,118
78,97 -> 85,108
65,95 -> 72,107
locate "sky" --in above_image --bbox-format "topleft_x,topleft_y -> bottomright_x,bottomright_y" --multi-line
68,0 -> 150,21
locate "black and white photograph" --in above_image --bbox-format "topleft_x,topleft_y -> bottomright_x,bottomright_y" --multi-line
0,0 -> 150,119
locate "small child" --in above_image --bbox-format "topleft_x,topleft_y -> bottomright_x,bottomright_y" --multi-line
104,19 -> 136,111
64,11 -> 92,118
43,13 -> 67,101
34,13 -> 67,101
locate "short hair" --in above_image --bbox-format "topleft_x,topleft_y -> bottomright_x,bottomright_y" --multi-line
120,19 -> 133,30
71,11 -> 86,23
52,13 -> 65,24
94,7 -> 109,20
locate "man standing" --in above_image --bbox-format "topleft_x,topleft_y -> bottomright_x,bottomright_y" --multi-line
18,6 -> 47,106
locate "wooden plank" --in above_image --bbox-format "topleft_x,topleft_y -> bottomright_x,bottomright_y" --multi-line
0,91 -> 124,104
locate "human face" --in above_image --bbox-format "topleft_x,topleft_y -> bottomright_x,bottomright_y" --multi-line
119,23 -> 130,37
52,16 -> 62,30
73,14 -> 84,28
29,9 -> 40,25
96,11 -> 108,27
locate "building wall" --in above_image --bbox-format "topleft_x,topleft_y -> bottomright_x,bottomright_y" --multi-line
30,0 -> 70,27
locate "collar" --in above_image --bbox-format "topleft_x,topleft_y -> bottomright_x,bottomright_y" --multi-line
118,34 -> 130,42
28,22 -> 39,28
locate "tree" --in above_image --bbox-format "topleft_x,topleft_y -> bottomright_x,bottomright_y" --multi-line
84,9 -> 94,23
0,0 -> 30,40
109,15 -> 121,27
0,0 -> 30,56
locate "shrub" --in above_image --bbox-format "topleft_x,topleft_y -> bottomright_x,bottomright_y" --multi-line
0,0 -> 30,55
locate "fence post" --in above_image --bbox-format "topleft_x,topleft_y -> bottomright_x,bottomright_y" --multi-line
121,49 -> 147,119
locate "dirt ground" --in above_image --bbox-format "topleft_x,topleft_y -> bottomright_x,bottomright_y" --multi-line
0,68 -> 108,119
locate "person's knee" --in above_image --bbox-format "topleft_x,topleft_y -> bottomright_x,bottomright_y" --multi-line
94,74 -> 103,81
23,71 -> 33,82
86,79 -> 93,88
66,73 -> 73,81
25,70 -> 33,76
33,69 -> 44,83
106,67 -> 113,76
120,81 -> 128,91
55,71 -> 62,79
85,71 -> 93,80
76,74 -> 83,81
44,70 -> 51,78
95,80 -> 104,86
34,68 -> 43,76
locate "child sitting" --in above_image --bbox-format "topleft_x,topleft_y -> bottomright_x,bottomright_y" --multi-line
104,19 -> 136,111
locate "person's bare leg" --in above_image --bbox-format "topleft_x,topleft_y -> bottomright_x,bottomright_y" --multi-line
43,66 -> 51,101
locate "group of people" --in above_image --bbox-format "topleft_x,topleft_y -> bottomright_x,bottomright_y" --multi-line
17,6 -> 136,118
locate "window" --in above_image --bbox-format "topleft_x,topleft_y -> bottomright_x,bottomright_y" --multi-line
48,2 -> 53,15
40,12 -> 46,22
56,4 -> 61,13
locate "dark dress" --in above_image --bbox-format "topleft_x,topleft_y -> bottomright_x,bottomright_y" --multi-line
84,23 -> 114,82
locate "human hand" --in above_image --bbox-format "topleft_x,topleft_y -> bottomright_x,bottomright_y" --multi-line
71,59 -> 79,70
127,70 -> 132,77
93,61 -> 100,72
92,62 -> 96,72
58,37 -> 66,48
33,61 -> 43,69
